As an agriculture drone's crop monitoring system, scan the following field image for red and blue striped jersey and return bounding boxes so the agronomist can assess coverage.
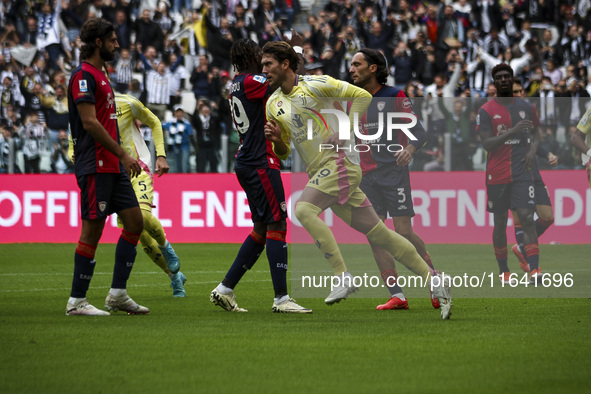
[477,97,540,185]
[358,85,427,174]
[68,61,122,175]
[230,73,280,170]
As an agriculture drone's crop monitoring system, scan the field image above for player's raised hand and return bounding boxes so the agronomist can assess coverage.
[155,156,170,177]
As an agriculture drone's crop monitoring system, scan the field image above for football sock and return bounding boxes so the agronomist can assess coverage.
[142,210,167,246]
[70,242,97,298]
[216,283,233,295]
[494,245,509,273]
[222,230,266,289]
[111,230,140,289]
[266,230,288,298]
[524,244,539,271]
[140,230,171,275]
[295,201,347,275]
[275,294,290,304]
[380,268,404,297]
[422,251,434,270]
[535,218,553,238]
[365,221,431,282]
[514,224,524,251]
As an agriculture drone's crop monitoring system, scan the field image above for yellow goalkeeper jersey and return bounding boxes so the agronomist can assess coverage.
[114,93,166,175]
[265,75,371,174]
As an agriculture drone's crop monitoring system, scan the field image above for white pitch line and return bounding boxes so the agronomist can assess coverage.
[0,279,273,293]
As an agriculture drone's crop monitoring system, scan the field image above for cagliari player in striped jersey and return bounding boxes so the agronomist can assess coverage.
[210,39,311,313]
[477,63,544,284]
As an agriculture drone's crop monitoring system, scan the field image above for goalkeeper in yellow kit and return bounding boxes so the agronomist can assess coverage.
[70,93,186,296]
[261,41,452,318]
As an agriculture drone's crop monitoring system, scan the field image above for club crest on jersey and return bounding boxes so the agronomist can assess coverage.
[277,101,283,107]
[377,101,385,111]
[79,80,88,92]
[280,202,287,212]
[98,201,107,212]
[402,98,411,109]
[519,111,526,119]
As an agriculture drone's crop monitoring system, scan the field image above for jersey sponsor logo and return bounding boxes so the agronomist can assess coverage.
[98,201,107,212]
[79,80,88,92]
[519,111,526,119]
[101,80,107,86]
[476,114,480,125]
[139,193,149,200]
[253,75,267,84]
[398,205,407,210]
[493,114,502,119]
[276,108,285,116]
[377,101,385,111]
[580,114,589,126]
[488,200,493,209]
[504,139,521,145]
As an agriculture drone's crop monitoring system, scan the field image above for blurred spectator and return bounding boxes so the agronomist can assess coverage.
[390,41,413,90]
[537,76,557,129]
[439,97,475,171]
[192,100,221,173]
[140,49,183,120]
[36,0,63,72]
[163,105,193,173]
[50,129,74,173]
[168,52,186,110]
[135,9,165,53]
[20,111,48,174]
[114,9,133,50]
[114,48,134,93]
[190,54,219,103]
[0,122,21,173]
[39,83,68,149]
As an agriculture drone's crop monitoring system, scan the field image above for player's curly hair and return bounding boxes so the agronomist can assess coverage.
[79,18,115,60]
[357,48,389,85]
[262,41,299,72]
[491,63,514,79]
[230,39,262,73]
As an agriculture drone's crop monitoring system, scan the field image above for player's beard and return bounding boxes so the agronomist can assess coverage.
[100,45,115,62]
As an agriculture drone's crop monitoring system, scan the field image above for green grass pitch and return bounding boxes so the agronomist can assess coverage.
[0,243,589,393]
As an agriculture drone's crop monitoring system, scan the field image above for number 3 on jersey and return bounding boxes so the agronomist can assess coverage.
[230,96,250,135]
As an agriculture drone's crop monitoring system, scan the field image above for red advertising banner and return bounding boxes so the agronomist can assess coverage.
[0,171,589,244]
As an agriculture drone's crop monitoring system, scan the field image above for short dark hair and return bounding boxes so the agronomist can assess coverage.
[356,48,389,85]
[79,18,115,60]
[491,63,513,79]
[262,41,299,72]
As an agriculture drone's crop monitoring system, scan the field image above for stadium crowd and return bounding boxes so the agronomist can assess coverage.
[0,0,590,174]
